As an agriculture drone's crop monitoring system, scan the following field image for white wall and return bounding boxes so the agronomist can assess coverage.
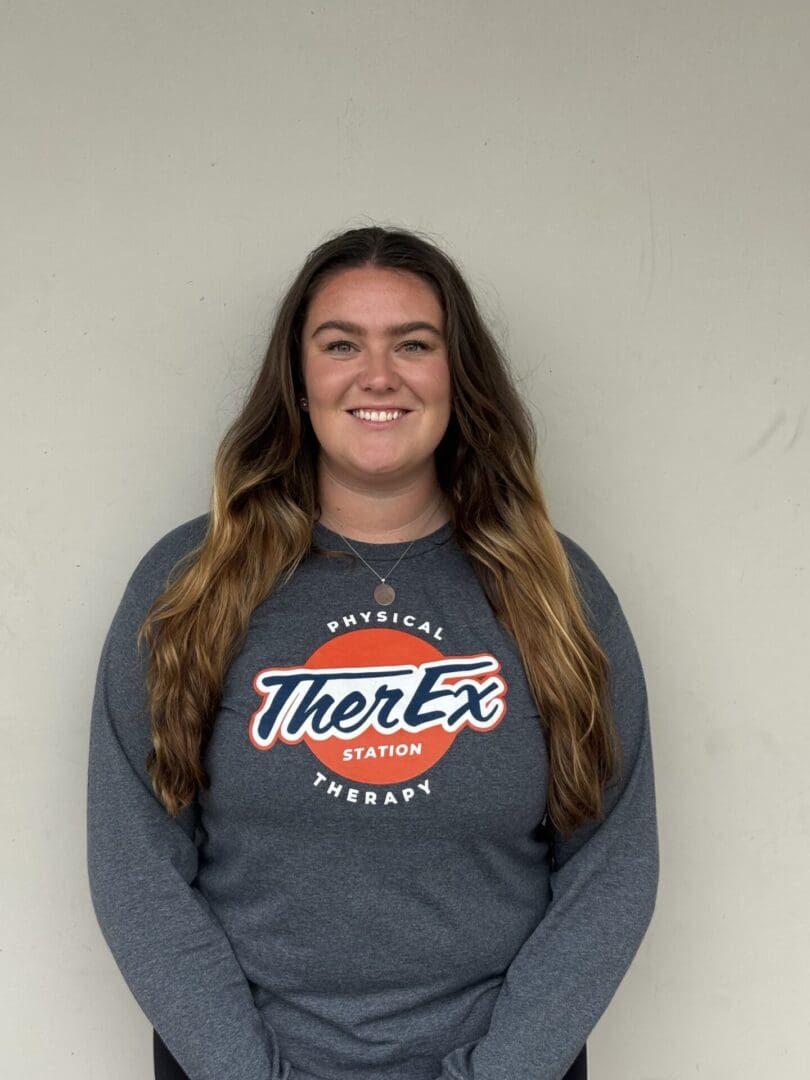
[2,2,808,1077]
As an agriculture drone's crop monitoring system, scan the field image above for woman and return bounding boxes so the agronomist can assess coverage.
[87,225,659,1080]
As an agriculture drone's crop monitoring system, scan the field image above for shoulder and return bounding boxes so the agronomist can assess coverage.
[555,530,622,631]
[555,530,645,681]
[123,512,211,609]
[97,512,212,677]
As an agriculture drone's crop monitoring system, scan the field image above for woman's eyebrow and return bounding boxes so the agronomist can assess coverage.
[311,319,443,338]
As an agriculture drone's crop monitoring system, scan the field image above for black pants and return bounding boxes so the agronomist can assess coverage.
[154,1031,188,1080]
[154,1029,587,1080]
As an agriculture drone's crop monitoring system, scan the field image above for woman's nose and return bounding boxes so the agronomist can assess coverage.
[359,347,401,388]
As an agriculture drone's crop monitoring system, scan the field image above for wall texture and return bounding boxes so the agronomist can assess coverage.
[2,2,808,1077]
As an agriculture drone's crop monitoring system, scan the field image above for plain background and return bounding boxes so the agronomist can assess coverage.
[2,2,808,1078]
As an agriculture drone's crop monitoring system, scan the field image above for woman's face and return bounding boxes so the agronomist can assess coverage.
[300,265,452,490]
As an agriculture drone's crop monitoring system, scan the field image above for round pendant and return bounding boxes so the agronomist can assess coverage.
[374,582,396,605]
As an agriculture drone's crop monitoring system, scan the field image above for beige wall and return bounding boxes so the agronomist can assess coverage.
[2,2,808,1077]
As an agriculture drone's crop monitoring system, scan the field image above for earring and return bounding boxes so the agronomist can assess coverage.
[300,397,309,408]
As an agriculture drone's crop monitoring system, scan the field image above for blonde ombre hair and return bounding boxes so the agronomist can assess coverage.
[138,224,620,838]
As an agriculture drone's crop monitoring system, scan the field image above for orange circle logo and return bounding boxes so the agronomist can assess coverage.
[250,628,507,785]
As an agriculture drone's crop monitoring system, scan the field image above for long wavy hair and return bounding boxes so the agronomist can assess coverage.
[138,223,620,838]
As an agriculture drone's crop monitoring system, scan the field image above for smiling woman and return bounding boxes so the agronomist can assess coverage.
[88,224,657,1080]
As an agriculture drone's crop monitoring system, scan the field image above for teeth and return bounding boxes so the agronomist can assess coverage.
[350,409,406,422]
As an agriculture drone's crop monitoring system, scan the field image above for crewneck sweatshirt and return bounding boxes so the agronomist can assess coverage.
[86,514,659,1080]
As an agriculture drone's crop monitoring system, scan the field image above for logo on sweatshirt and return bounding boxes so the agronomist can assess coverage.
[249,627,507,784]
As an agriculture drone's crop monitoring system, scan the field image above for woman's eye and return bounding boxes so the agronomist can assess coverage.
[325,339,430,354]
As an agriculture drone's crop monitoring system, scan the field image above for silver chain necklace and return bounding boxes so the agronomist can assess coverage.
[332,497,444,605]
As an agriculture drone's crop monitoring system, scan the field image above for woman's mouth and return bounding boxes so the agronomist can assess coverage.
[348,408,411,425]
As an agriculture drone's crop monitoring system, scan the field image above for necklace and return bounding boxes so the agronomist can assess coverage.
[332,497,444,605]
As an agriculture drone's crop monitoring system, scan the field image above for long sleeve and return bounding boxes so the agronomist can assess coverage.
[434,598,660,1080]
[86,560,292,1080]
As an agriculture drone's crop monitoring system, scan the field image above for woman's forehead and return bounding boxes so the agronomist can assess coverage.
[304,267,443,330]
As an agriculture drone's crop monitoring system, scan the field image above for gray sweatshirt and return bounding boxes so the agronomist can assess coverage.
[86,514,659,1080]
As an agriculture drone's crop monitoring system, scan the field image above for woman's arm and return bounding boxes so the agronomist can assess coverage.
[86,556,292,1080]
[434,597,660,1080]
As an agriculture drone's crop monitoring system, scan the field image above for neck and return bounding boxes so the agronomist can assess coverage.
[315,463,451,543]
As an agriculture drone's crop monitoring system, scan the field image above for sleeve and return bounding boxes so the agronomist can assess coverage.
[86,568,293,1080]
[434,598,660,1080]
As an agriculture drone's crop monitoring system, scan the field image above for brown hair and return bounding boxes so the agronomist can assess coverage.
[138,223,620,838]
